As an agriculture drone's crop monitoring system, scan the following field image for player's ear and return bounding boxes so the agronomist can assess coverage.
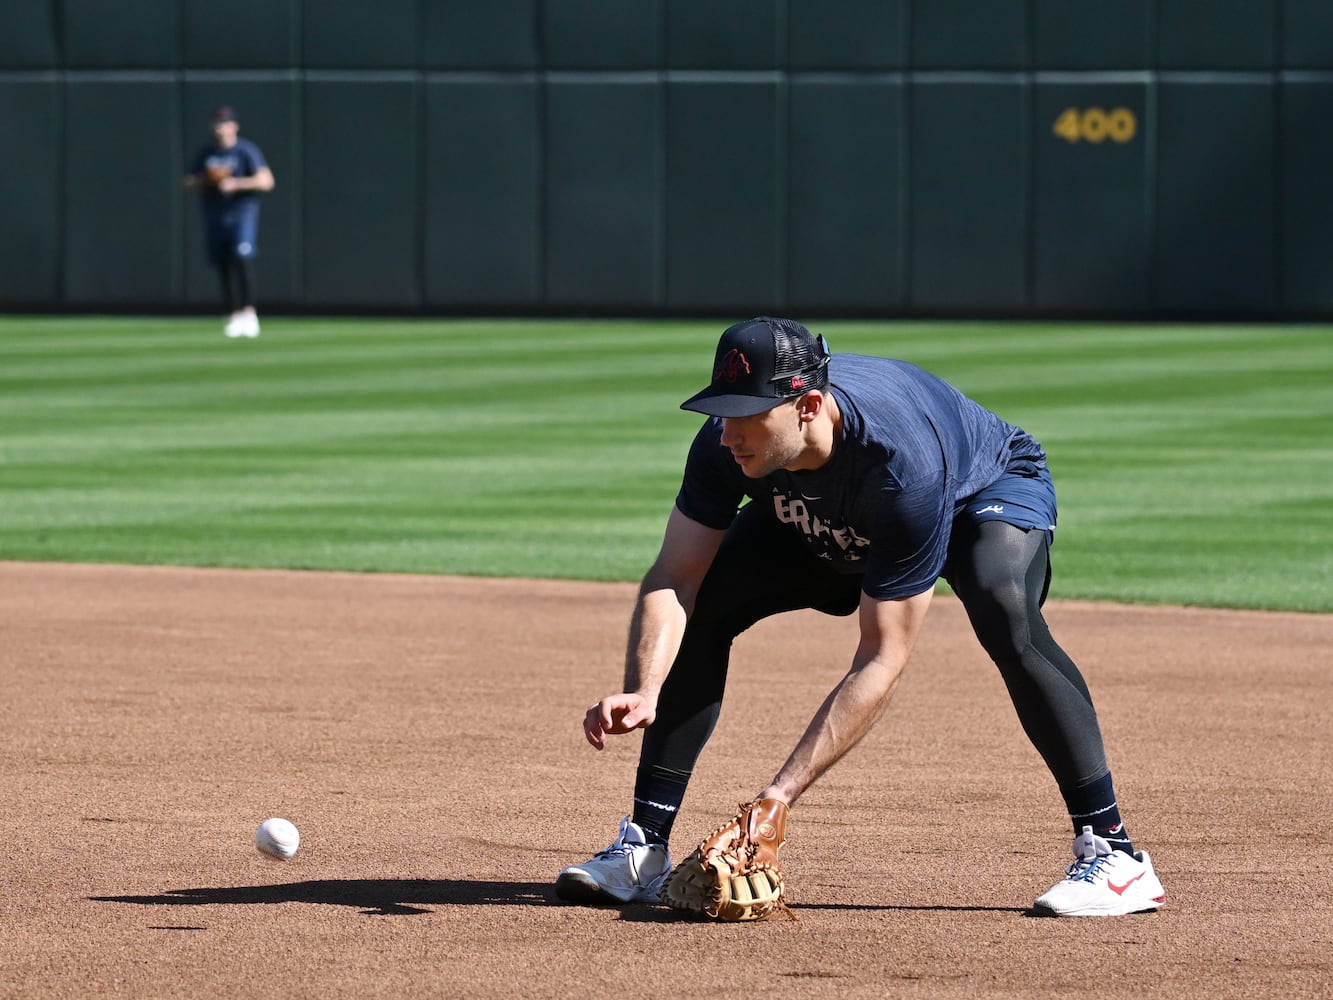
[795,390,823,423]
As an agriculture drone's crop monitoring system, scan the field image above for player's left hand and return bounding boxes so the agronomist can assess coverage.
[217,176,242,194]
[583,693,655,750]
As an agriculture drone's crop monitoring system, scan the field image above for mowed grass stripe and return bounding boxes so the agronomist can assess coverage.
[1,316,1328,610]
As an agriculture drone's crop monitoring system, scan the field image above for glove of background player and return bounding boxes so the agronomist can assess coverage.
[662,796,795,921]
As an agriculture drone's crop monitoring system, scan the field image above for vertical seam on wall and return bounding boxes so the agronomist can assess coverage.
[536,0,548,307]
[1024,0,1035,313]
[55,0,67,302]
[1147,0,1159,312]
[169,74,182,303]
[656,0,668,309]
[777,0,790,312]
[294,0,305,306]
[171,2,183,303]
[1142,75,1156,318]
[901,0,913,313]
[412,66,423,310]
[414,0,425,310]
[1273,1,1284,312]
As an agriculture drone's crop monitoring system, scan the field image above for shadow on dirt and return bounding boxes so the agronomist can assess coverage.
[617,901,1032,922]
[91,879,559,916]
[93,881,1038,919]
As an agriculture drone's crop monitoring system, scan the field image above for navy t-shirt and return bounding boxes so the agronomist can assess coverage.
[189,138,268,225]
[675,355,1050,600]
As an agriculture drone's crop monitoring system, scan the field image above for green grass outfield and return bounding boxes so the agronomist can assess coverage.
[1,315,1329,612]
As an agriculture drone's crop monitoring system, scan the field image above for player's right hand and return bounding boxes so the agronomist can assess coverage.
[583,693,656,750]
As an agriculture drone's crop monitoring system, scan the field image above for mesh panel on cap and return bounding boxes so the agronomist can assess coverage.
[763,317,829,389]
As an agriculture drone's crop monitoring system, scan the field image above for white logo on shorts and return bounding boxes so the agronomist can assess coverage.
[975,504,1004,514]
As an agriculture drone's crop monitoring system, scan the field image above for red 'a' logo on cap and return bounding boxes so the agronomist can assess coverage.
[714,349,751,384]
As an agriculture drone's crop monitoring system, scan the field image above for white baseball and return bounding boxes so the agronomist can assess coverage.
[255,817,300,860]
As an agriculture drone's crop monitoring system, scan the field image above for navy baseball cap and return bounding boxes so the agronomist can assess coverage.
[680,317,831,418]
[210,105,237,123]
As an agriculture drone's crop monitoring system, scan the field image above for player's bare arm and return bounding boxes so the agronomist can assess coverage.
[583,507,724,749]
[760,587,933,804]
[219,166,276,194]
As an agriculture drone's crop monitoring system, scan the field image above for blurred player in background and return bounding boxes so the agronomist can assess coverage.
[183,106,275,338]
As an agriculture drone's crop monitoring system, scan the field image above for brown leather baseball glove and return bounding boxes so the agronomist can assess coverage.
[662,797,796,921]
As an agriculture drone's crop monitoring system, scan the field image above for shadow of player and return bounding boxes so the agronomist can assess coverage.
[92,878,562,916]
[93,880,1041,919]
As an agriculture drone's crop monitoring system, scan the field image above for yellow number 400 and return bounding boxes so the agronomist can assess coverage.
[1053,106,1137,143]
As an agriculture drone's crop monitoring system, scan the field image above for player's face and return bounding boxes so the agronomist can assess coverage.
[212,121,239,148]
[718,399,805,478]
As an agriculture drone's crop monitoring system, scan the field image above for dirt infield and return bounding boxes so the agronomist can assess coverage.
[3,561,1330,999]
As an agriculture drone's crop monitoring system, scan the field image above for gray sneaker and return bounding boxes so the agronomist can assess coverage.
[556,817,672,904]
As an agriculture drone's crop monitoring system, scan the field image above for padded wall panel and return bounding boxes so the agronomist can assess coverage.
[0,0,59,68]
[423,79,540,306]
[303,80,419,306]
[665,80,781,310]
[543,1,660,69]
[303,0,418,69]
[1033,84,1149,312]
[1031,0,1151,70]
[788,0,907,70]
[63,0,178,69]
[1155,82,1276,311]
[423,0,539,69]
[0,81,60,300]
[910,82,1028,311]
[1282,0,1333,69]
[180,82,299,308]
[911,0,1026,69]
[1280,82,1333,311]
[63,81,179,304]
[666,1,779,69]
[544,80,662,308]
[788,79,904,310]
[182,0,297,68]
[1157,1,1276,70]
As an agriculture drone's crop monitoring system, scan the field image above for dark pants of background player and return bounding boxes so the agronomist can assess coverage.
[633,468,1110,844]
[205,206,259,314]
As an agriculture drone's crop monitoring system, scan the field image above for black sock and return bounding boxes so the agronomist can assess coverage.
[1063,772,1134,855]
[632,764,691,846]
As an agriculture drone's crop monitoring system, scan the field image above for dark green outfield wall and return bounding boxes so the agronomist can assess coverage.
[3,0,1332,317]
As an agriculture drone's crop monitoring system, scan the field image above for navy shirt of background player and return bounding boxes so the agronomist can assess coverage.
[189,137,268,262]
[675,354,1054,601]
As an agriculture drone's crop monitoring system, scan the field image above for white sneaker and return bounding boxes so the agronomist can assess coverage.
[1034,825,1166,917]
[239,309,260,337]
[555,817,672,905]
[224,312,246,338]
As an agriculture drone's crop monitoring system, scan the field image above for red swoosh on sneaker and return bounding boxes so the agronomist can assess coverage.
[1108,872,1145,895]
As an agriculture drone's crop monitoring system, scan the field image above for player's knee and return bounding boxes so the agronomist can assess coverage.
[964,575,1034,663]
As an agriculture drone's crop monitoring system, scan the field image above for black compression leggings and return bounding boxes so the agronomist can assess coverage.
[638,507,1109,803]
[945,518,1109,788]
[217,255,255,313]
